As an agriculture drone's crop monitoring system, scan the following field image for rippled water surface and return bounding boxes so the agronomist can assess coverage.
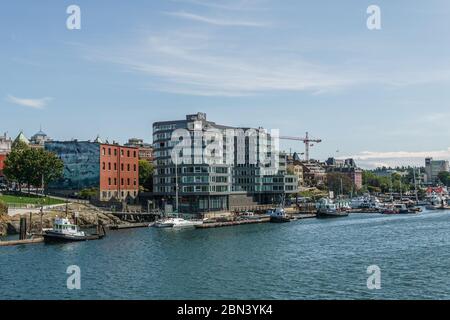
[1,210,449,299]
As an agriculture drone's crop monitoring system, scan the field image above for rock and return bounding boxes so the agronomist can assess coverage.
[4,203,125,236]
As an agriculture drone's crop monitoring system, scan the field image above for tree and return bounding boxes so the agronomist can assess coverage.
[4,145,64,192]
[438,171,450,187]
[327,172,353,196]
[139,160,154,191]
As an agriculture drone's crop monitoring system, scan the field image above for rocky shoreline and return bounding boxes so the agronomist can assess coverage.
[1,203,125,237]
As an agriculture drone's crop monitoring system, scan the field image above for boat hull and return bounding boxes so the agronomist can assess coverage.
[43,231,88,243]
[270,216,290,223]
[317,211,349,219]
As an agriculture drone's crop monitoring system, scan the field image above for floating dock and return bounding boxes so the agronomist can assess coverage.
[109,222,150,230]
[0,237,44,247]
[196,216,270,229]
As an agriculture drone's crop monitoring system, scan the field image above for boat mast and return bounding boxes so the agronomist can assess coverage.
[400,179,403,201]
[413,167,419,204]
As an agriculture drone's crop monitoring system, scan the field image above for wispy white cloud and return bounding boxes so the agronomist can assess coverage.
[6,95,52,109]
[80,31,355,96]
[164,11,268,27]
[170,0,269,11]
[340,149,450,169]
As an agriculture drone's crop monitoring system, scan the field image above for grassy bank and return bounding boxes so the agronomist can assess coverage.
[0,194,65,206]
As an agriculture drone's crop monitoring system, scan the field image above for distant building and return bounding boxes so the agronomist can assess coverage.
[425,158,450,185]
[13,131,30,147]
[125,138,154,163]
[287,162,304,190]
[0,133,12,181]
[325,157,363,190]
[301,161,327,187]
[29,129,51,148]
[45,141,139,202]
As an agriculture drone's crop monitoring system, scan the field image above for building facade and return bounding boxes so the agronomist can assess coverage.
[125,138,154,163]
[0,134,12,181]
[425,158,450,185]
[325,157,363,190]
[45,141,139,202]
[152,113,298,214]
[29,129,51,148]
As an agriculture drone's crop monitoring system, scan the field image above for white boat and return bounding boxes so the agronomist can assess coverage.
[350,195,382,210]
[426,194,447,210]
[241,211,260,220]
[43,217,87,242]
[267,207,290,223]
[316,198,349,218]
[154,217,202,228]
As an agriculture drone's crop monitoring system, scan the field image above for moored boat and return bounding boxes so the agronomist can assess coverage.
[268,208,290,223]
[43,217,93,243]
[316,198,349,218]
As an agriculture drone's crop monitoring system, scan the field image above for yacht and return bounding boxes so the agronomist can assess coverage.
[426,194,447,210]
[316,198,349,218]
[267,208,290,223]
[154,216,202,228]
[350,195,382,210]
[43,217,88,243]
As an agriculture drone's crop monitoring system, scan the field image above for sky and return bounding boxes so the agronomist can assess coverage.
[1,0,450,168]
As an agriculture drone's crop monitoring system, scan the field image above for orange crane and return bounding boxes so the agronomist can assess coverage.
[279,132,322,162]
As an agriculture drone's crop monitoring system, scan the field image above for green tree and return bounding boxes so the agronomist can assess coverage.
[4,145,63,192]
[139,160,154,191]
[438,171,450,187]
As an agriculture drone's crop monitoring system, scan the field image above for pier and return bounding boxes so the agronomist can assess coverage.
[0,237,44,247]
[196,216,270,229]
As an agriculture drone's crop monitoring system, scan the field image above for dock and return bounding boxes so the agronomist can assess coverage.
[109,222,149,230]
[0,237,44,247]
[196,216,270,229]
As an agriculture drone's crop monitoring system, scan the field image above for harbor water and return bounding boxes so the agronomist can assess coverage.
[1,209,449,300]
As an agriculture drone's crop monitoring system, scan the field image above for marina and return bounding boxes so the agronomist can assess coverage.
[1,208,449,300]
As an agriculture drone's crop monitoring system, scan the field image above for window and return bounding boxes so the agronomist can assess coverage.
[121,163,124,171]
[114,163,117,170]
[108,178,111,186]
[121,178,124,185]
[127,164,130,171]
[114,149,117,156]
[108,148,111,155]
[108,162,111,170]
[133,151,137,158]
[127,178,130,185]
[102,162,106,170]
[114,178,117,185]
[127,150,130,157]
[134,179,137,186]
[102,148,106,155]
[134,164,137,171]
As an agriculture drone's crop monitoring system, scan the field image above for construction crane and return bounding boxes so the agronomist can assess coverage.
[280,132,322,162]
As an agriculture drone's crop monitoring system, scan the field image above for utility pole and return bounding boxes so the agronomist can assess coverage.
[413,167,419,203]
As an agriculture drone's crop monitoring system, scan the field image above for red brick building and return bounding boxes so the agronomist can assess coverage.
[99,143,139,202]
[0,154,6,173]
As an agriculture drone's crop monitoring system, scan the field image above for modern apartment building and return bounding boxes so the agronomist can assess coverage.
[425,158,450,184]
[152,113,298,214]
[45,141,139,202]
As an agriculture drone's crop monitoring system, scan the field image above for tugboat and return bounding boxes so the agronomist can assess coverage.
[43,217,89,243]
[316,198,349,218]
[267,207,290,223]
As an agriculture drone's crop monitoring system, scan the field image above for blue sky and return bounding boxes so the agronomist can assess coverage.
[1,0,450,168]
